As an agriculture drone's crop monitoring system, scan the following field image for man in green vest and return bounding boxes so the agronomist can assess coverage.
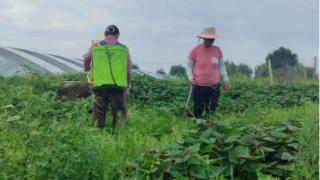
[83,25,132,129]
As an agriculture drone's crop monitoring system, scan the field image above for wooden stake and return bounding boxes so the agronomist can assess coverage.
[268,59,273,85]
[303,68,307,80]
[314,56,318,75]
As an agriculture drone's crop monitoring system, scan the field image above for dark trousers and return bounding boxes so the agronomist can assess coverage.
[192,84,220,118]
[92,87,125,129]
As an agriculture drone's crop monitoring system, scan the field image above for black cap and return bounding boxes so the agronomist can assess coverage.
[105,25,120,35]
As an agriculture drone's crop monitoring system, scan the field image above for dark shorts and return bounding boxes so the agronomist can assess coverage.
[92,87,125,128]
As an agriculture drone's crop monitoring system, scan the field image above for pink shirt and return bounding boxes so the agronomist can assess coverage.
[188,44,223,86]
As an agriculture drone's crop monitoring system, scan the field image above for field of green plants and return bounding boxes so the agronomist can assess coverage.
[0,72,318,180]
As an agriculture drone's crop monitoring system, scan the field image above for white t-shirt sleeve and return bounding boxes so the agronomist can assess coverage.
[186,60,194,81]
[220,58,229,81]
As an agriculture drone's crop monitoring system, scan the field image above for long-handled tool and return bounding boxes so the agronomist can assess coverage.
[183,86,193,117]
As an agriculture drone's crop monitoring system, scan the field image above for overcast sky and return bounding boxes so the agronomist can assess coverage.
[0,0,318,72]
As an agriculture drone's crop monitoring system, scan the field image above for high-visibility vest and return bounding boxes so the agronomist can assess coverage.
[91,44,128,88]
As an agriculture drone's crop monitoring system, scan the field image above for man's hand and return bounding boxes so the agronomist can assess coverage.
[124,89,130,96]
[224,80,231,90]
[91,40,98,48]
[124,85,131,96]
[91,42,98,48]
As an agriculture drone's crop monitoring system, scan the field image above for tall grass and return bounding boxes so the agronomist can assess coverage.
[0,72,318,179]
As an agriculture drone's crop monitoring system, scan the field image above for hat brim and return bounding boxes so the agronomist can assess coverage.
[197,34,222,39]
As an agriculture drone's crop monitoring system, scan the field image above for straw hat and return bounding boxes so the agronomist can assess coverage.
[197,27,222,39]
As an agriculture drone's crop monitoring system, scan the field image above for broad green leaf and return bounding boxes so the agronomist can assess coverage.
[228,146,250,164]
[195,119,208,126]
[250,155,264,160]
[246,163,266,172]
[6,115,21,122]
[287,143,299,150]
[184,136,199,144]
[200,136,215,144]
[274,127,286,132]
[164,149,183,156]
[263,167,285,177]
[190,165,207,179]
[207,166,227,178]
[275,165,291,171]
[175,154,191,163]
[190,156,203,165]
[259,146,276,153]
[208,157,224,165]
[270,131,287,139]
[162,143,181,150]
[286,137,296,143]
[158,159,172,172]
[266,161,279,167]
[224,134,241,143]
[169,169,185,178]
[199,144,214,154]
[30,130,40,136]
[257,173,280,180]
[183,129,198,134]
[280,152,296,161]
[1,104,14,109]
[263,136,277,143]
[286,124,299,132]
[201,128,215,137]
[185,144,200,152]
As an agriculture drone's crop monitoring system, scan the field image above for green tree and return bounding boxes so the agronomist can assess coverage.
[238,63,253,77]
[169,65,187,77]
[225,61,252,77]
[225,61,237,76]
[132,64,139,70]
[266,47,298,69]
[156,68,166,75]
[254,64,268,78]
[265,47,300,83]
[304,66,316,80]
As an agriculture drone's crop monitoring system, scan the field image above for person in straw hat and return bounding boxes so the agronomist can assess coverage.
[186,26,230,118]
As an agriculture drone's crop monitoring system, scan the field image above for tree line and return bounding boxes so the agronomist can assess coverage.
[133,47,318,81]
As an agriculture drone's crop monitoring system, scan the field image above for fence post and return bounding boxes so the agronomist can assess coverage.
[268,59,273,85]
[303,67,307,80]
[314,56,318,75]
